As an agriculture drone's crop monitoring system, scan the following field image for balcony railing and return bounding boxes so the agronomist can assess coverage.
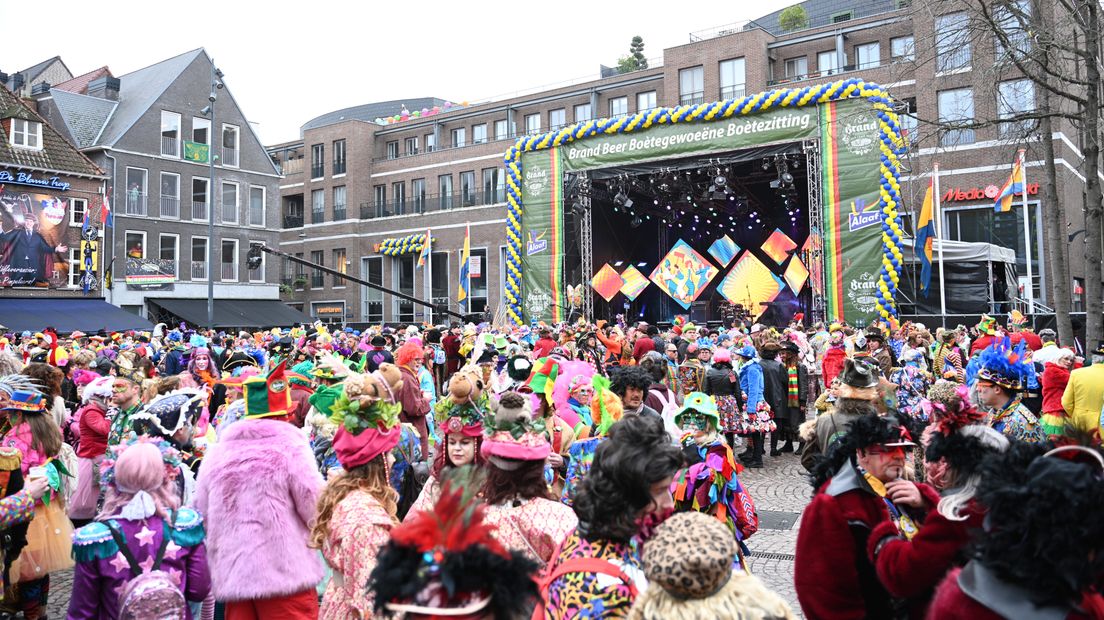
[192,200,208,221]
[311,208,325,224]
[161,137,179,157]
[372,134,517,163]
[248,266,264,282]
[123,191,147,216]
[359,189,506,219]
[311,272,324,288]
[678,91,705,106]
[222,147,239,168]
[767,60,890,86]
[221,262,238,281]
[720,84,746,100]
[283,214,304,228]
[333,204,347,221]
[310,164,324,179]
[280,158,304,175]
[191,261,207,280]
[160,195,179,219]
[333,160,346,175]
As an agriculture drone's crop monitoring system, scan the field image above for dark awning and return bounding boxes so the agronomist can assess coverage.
[149,298,312,329]
[0,298,155,334]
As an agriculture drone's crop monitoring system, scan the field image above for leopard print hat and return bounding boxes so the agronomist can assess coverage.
[641,511,737,599]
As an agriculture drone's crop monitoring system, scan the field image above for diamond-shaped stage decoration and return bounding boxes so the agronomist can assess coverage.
[649,239,718,310]
[783,256,810,294]
[619,265,649,300]
[802,233,823,296]
[717,253,785,319]
[708,235,741,268]
[591,263,625,302]
[762,228,799,265]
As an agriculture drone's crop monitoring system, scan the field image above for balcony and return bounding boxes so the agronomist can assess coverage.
[310,164,324,179]
[372,134,518,163]
[222,147,239,168]
[311,208,325,224]
[359,189,506,219]
[192,200,208,221]
[333,160,346,175]
[123,191,147,216]
[720,84,746,100]
[191,261,207,280]
[160,194,179,219]
[161,137,179,157]
[333,204,347,221]
[679,91,705,106]
[283,214,304,228]
[311,272,324,289]
[280,158,304,175]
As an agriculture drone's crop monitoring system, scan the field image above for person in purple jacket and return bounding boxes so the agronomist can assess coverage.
[67,440,210,619]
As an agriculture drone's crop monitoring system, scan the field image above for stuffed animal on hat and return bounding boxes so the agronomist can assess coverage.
[446,366,484,404]
[342,362,403,410]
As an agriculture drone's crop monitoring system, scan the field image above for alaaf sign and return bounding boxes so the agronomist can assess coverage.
[942,183,1039,203]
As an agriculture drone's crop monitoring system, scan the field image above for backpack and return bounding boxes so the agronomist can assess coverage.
[430,343,446,366]
[530,540,639,620]
[106,514,187,620]
[649,389,684,444]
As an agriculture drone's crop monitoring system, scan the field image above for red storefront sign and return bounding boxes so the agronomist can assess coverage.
[941,183,1039,203]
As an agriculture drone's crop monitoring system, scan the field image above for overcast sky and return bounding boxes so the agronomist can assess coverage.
[3,0,798,145]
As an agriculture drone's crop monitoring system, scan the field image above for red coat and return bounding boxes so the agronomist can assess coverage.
[533,337,557,359]
[632,337,655,361]
[970,334,998,356]
[289,383,314,428]
[1041,362,1072,414]
[75,401,109,458]
[821,346,847,387]
[442,334,462,375]
[928,566,1100,620]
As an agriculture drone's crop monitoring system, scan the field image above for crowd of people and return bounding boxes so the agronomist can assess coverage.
[0,312,1097,619]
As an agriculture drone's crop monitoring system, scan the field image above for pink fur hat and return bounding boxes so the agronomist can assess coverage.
[481,392,549,466]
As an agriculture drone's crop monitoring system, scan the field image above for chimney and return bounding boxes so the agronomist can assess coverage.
[10,72,25,92]
[0,72,8,85]
[87,76,120,101]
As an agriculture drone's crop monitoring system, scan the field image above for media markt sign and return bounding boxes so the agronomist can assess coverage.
[184,141,209,163]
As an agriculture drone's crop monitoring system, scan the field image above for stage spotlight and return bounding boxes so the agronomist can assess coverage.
[613,189,633,210]
[761,159,772,171]
[781,171,794,185]
[630,215,643,228]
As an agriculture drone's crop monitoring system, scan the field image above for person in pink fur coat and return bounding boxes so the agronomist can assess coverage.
[194,362,324,620]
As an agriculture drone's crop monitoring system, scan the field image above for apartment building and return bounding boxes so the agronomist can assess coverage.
[272,0,1095,325]
[33,49,307,328]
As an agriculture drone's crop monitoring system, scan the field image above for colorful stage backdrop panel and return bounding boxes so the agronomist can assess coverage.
[649,239,718,310]
[519,148,564,323]
[590,263,624,302]
[619,265,649,300]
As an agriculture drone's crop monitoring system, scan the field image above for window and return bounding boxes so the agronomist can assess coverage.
[574,103,592,122]
[192,117,210,145]
[311,143,324,178]
[332,248,346,287]
[899,97,919,144]
[997,79,1037,138]
[310,250,324,288]
[221,124,239,167]
[404,136,419,156]
[191,178,208,221]
[451,127,466,148]
[161,111,181,157]
[936,13,971,72]
[68,198,88,227]
[679,67,704,105]
[831,10,854,23]
[549,109,566,130]
[938,88,975,146]
[439,174,453,210]
[393,255,416,322]
[124,168,148,216]
[374,185,387,217]
[333,139,346,175]
[159,234,178,279]
[719,58,746,99]
[636,92,656,113]
[469,247,488,313]
[525,114,541,135]
[67,246,83,287]
[363,257,384,322]
[494,119,510,140]
[430,251,450,318]
[191,237,208,281]
[995,1,1031,63]
[221,181,238,224]
[125,231,146,260]
[294,252,305,288]
[460,171,475,207]
[784,56,808,79]
[891,36,915,61]
[11,119,43,149]
[281,256,293,287]
[412,178,426,213]
[425,133,436,152]
[311,188,325,223]
[386,141,399,159]
[333,186,347,220]
[248,185,265,227]
[473,124,488,144]
[483,168,500,204]
[944,204,1041,300]
[248,240,264,282]
[856,43,881,69]
[160,172,179,219]
[818,51,839,76]
[392,182,405,215]
[609,97,628,117]
[221,239,238,281]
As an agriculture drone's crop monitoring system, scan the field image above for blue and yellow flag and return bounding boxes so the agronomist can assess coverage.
[915,178,936,297]
[994,155,1024,213]
[458,224,470,312]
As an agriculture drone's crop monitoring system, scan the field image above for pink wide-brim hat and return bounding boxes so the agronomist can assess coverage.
[333,425,402,469]
[480,430,550,462]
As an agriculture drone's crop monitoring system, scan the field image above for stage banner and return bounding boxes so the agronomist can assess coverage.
[820,99,885,323]
[520,147,564,323]
[561,107,819,172]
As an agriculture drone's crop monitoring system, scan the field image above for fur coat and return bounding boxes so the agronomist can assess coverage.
[194,418,324,601]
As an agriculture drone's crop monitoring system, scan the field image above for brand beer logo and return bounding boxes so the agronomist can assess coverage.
[525,168,548,194]
[841,114,877,157]
[525,291,552,316]
[847,198,880,232]
[526,230,548,256]
[847,271,879,313]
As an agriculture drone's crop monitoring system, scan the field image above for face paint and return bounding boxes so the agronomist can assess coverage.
[679,411,711,432]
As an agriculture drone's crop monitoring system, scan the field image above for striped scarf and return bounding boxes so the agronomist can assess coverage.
[787,364,799,407]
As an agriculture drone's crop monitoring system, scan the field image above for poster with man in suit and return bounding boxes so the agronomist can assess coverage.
[0,189,69,287]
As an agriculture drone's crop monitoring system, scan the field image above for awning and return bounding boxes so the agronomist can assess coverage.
[149,298,312,329]
[0,298,155,334]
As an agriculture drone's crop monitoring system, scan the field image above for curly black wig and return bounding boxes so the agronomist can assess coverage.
[572,414,684,543]
[971,442,1104,606]
[809,414,903,490]
[608,365,654,397]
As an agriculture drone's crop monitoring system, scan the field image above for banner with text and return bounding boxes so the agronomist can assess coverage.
[520,148,564,323]
[561,107,820,172]
[820,99,886,323]
[0,186,72,287]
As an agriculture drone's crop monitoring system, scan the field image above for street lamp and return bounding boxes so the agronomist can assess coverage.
[203,64,224,330]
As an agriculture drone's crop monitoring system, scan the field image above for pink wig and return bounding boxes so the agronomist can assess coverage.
[394,342,424,368]
[551,360,595,429]
[97,442,180,521]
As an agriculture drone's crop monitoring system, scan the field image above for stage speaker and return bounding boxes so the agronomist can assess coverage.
[690,301,709,323]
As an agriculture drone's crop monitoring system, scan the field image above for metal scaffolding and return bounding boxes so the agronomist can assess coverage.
[804,139,827,324]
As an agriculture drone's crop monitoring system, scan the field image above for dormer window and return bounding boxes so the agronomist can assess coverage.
[10,118,41,149]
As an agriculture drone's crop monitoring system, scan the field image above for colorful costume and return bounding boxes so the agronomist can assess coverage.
[542,530,645,619]
[975,338,1045,443]
[319,491,393,620]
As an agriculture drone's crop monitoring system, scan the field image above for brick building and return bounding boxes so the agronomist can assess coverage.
[271,0,1097,325]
